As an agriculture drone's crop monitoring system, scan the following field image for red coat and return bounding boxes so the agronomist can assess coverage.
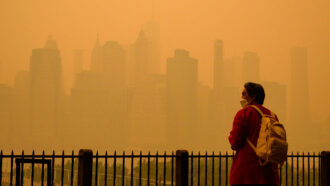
[228,103,280,185]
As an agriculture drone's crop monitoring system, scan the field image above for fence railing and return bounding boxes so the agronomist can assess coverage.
[0,150,329,186]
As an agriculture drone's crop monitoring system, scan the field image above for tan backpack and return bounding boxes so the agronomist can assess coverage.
[247,105,288,166]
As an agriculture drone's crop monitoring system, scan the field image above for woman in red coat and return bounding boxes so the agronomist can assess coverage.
[228,82,280,186]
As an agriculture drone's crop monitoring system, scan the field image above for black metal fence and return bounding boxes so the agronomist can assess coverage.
[0,150,329,186]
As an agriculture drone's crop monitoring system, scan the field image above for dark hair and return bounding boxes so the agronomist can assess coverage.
[244,82,265,105]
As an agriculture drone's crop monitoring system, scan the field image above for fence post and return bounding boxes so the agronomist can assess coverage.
[176,150,188,186]
[321,151,330,186]
[78,149,93,186]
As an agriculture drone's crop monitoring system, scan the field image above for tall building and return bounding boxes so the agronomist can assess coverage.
[290,47,310,140]
[166,49,198,149]
[133,30,152,84]
[74,49,83,75]
[0,84,13,147]
[143,20,161,75]
[262,81,287,123]
[242,52,260,83]
[213,40,224,92]
[29,36,62,142]
[90,34,102,73]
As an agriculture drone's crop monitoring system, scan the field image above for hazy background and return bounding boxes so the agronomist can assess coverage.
[0,0,329,153]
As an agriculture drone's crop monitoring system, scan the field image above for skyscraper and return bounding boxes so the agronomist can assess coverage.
[134,30,152,84]
[290,47,310,139]
[30,36,62,142]
[143,20,161,75]
[73,49,83,75]
[242,52,260,83]
[90,34,102,73]
[166,49,198,149]
[213,40,224,92]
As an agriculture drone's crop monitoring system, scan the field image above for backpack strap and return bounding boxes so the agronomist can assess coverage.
[248,105,264,117]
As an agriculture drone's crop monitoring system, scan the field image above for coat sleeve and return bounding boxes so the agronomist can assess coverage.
[228,109,248,150]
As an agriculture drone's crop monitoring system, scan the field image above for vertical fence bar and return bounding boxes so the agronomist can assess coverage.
[308,152,310,186]
[292,152,294,186]
[16,155,20,186]
[225,152,228,186]
[31,151,34,186]
[95,151,99,186]
[10,150,13,186]
[21,151,25,186]
[321,151,330,186]
[219,152,221,186]
[61,151,64,186]
[212,152,214,186]
[78,149,93,186]
[156,152,159,186]
[164,152,166,186]
[113,151,116,186]
[71,151,74,186]
[0,150,2,186]
[52,151,55,186]
[205,152,207,186]
[286,156,288,186]
[122,152,125,186]
[297,152,299,186]
[313,152,315,186]
[197,152,200,186]
[303,152,305,186]
[171,152,174,186]
[175,150,188,186]
[131,151,133,186]
[139,151,141,186]
[318,152,320,186]
[147,152,150,186]
[105,151,108,186]
[190,152,193,186]
[42,151,45,186]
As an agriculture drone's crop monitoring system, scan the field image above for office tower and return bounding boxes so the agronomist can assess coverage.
[101,41,126,90]
[213,40,224,92]
[262,81,287,123]
[12,71,30,146]
[90,34,102,73]
[166,49,198,149]
[133,30,152,84]
[143,20,161,75]
[290,47,310,136]
[242,52,260,83]
[30,36,62,141]
[70,71,109,145]
[0,84,13,146]
[74,49,83,75]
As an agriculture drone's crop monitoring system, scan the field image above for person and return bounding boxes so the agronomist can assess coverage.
[228,82,280,186]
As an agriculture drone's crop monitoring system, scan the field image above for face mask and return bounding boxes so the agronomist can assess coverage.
[240,99,249,108]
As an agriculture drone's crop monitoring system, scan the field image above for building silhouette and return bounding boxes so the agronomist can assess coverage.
[133,30,152,84]
[262,81,287,123]
[0,84,13,147]
[290,47,310,141]
[90,34,102,74]
[74,49,83,75]
[166,49,198,149]
[29,36,62,142]
[242,52,260,83]
[143,20,161,75]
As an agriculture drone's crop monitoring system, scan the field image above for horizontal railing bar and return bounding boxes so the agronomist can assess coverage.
[0,153,323,158]
[1,155,80,158]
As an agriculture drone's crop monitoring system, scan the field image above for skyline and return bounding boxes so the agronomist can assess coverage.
[0,0,329,152]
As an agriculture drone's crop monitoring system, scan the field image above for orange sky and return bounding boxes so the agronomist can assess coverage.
[0,0,329,118]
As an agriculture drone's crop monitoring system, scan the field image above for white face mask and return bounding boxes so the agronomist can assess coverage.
[240,99,249,108]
